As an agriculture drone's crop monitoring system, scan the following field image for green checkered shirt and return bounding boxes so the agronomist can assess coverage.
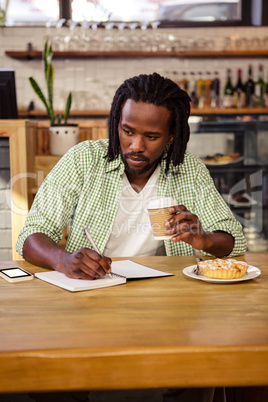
[16,139,247,257]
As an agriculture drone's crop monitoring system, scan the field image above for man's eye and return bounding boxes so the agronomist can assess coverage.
[147,135,157,141]
[123,129,132,135]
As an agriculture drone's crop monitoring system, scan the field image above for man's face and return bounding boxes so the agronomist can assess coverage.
[119,99,173,176]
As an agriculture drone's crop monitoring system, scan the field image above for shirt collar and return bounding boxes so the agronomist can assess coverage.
[159,145,186,178]
[105,154,125,174]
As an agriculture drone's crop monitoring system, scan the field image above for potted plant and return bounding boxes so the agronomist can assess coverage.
[29,40,79,155]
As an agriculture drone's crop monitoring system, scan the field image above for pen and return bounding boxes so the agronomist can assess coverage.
[82,225,113,278]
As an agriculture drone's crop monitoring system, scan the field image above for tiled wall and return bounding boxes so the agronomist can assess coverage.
[1,25,268,112]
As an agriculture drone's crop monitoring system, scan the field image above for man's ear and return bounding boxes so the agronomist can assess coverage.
[168,135,174,144]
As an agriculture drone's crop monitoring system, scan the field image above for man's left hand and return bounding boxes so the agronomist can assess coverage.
[165,204,207,250]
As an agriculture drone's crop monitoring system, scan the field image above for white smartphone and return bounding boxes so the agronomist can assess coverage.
[0,267,34,283]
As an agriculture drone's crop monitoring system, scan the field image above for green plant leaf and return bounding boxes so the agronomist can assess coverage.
[43,40,53,69]
[64,93,72,124]
[47,43,53,64]
[29,40,71,125]
[46,64,54,123]
[43,40,54,123]
[43,42,50,92]
[29,77,54,123]
[43,40,48,75]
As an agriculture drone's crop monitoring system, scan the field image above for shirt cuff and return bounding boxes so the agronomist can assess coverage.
[16,227,63,257]
[200,224,247,258]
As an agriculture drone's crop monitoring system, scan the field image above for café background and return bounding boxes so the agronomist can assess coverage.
[0,23,268,259]
[1,25,268,112]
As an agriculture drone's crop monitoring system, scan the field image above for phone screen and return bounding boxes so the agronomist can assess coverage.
[0,268,32,278]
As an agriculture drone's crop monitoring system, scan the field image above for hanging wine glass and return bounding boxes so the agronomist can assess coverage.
[127,22,139,51]
[79,20,91,51]
[65,21,79,51]
[90,21,101,51]
[51,18,66,51]
[116,22,128,51]
[150,20,161,52]
[139,21,150,52]
[103,21,115,51]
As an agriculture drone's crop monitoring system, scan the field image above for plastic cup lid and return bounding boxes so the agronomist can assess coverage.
[147,197,177,209]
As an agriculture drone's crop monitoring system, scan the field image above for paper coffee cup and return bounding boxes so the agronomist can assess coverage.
[147,197,177,240]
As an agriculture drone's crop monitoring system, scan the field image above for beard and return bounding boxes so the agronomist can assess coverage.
[121,151,161,176]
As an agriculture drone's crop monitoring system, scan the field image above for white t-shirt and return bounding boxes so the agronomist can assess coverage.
[103,165,165,257]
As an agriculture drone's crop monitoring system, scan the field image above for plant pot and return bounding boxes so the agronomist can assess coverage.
[49,124,79,156]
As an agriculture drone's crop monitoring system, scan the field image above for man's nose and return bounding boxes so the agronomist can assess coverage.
[130,135,145,153]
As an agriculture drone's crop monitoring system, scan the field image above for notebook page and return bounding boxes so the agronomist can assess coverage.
[112,260,173,279]
[35,270,126,292]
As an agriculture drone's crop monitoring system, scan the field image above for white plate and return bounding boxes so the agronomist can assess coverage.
[222,193,258,207]
[203,156,244,166]
[183,265,261,284]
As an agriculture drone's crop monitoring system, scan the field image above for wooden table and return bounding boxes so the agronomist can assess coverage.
[0,254,268,393]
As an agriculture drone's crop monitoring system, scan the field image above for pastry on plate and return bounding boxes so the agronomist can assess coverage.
[196,258,248,279]
[204,152,240,164]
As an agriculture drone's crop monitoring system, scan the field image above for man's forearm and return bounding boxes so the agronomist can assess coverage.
[22,233,69,270]
[23,232,112,279]
[202,231,234,257]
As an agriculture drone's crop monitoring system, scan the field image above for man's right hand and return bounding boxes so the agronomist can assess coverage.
[22,233,112,280]
[59,248,112,280]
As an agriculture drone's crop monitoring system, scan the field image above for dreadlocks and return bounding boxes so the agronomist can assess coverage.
[107,72,191,172]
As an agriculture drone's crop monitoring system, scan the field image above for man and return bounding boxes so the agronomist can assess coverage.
[17,73,247,402]
[17,72,246,279]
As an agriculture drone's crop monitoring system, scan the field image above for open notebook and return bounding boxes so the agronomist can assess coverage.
[35,260,173,292]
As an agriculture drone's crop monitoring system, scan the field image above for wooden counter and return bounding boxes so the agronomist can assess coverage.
[0,254,267,393]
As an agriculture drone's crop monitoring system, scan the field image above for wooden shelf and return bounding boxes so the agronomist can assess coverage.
[191,107,268,115]
[18,107,268,119]
[19,109,110,117]
[6,49,268,60]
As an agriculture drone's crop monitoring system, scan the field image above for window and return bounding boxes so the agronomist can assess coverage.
[0,0,265,26]
[71,0,242,24]
[157,3,239,22]
[1,0,59,26]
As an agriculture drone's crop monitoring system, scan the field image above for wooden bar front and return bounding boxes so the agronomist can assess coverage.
[0,254,267,393]
[0,119,108,259]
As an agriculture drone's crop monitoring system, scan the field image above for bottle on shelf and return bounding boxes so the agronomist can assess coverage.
[203,71,213,108]
[179,71,189,92]
[255,64,266,107]
[223,68,234,108]
[244,65,255,107]
[265,68,268,107]
[234,68,245,108]
[172,71,180,85]
[196,72,205,108]
[188,71,198,108]
[210,71,220,108]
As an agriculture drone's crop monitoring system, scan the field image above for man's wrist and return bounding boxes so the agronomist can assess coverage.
[202,231,214,252]
[52,249,71,272]
[202,231,234,257]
